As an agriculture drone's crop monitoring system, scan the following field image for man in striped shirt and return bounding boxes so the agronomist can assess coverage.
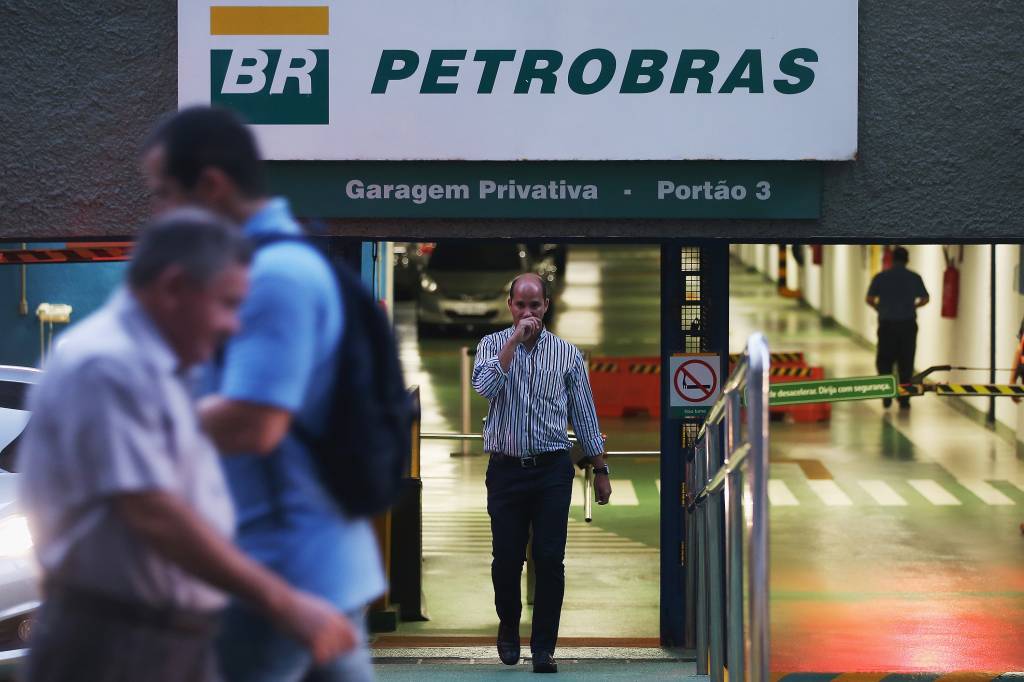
[473,273,611,674]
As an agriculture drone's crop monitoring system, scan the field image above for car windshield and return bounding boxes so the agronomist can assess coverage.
[0,381,31,473]
[428,244,522,272]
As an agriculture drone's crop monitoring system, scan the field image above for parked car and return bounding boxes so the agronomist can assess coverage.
[0,366,42,659]
[417,242,531,336]
[392,242,434,300]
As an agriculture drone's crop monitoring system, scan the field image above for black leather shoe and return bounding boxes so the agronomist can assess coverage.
[532,651,558,673]
[497,622,520,665]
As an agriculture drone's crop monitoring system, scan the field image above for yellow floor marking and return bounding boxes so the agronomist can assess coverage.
[610,480,640,506]
[909,479,962,506]
[772,457,833,480]
[958,479,1015,506]
[768,480,800,506]
[807,480,854,506]
[858,480,907,506]
[572,477,585,507]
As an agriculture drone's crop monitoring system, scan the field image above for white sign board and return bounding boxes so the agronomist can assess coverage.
[670,354,722,417]
[178,0,858,161]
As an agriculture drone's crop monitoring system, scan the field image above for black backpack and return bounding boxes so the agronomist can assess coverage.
[252,234,412,517]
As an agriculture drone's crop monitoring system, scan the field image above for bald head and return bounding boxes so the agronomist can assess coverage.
[507,272,550,330]
[509,272,548,301]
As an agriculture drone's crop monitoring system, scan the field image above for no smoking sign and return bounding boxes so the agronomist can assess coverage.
[669,353,722,418]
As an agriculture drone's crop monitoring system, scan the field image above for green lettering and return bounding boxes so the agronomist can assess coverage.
[473,50,516,94]
[670,50,719,93]
[420,50,466,94]
[371,50,419,94]
[620,50,668,94]
[514,50,563,94]
[774,48,817,94]
[719,49,764,93]
[567,49,616,95]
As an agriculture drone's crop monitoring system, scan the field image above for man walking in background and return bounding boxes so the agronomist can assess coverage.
[866,246,930,409]
[473,273,612,674]
[19,210,355,682]
[142,106,384,681]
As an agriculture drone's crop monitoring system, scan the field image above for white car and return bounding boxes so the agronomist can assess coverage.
[0,366,43,670]
[416,242,532,336]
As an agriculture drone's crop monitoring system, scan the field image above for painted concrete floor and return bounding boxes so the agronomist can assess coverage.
[731,264,1024,673]
[375,659,697,681]
[389,247,1024,673]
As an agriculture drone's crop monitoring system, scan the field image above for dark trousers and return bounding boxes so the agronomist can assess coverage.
[876,319,918,402]
[486,452,574,655]
[25,584,220,682]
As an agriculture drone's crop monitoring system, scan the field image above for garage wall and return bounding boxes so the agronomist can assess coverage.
[0,257,126,367]
[2,1,1024,241]
[733,243,1024,439]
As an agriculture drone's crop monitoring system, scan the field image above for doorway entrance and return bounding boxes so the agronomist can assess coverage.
[380,240,663,644]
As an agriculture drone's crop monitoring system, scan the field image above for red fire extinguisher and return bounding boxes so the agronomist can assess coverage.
[882,245,894,270]
[811,244,823,265]
[941,245,962,319]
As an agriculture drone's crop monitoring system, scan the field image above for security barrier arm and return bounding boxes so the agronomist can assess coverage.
[903,365,1022,397]
[909,365,1014,384]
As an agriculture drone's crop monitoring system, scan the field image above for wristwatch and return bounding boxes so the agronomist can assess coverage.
[592,465,610,476]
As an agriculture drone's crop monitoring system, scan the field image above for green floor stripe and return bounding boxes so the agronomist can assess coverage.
[776,673,841,682]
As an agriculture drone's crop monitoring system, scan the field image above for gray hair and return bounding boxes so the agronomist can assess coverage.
[128,208,251,289]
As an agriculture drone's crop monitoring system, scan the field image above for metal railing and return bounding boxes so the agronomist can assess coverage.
[689,333,770,682]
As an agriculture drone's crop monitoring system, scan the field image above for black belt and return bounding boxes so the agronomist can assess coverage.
[488,450,568,468]
[43,581,220,635]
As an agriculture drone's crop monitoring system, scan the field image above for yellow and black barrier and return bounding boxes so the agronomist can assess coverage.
[589,362,619,373]
[769,374,1024,407]
[929,383,1024,397]
[770,366,816,379]
[0,243,133,265]
[729,351,805,365]
[900,383,1024,397]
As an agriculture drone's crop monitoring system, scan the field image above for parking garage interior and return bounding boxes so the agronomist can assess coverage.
[0,240,1022,673]
[387,241,663,643]
[374,240,1024,670]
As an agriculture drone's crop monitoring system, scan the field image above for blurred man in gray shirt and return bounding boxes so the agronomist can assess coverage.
[19,209,356,682]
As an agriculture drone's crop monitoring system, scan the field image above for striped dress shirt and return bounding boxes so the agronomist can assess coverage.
[472,327,604,458]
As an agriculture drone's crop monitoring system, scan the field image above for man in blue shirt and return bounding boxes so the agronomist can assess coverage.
[142,107,384,682]
[866,247,930,409]
[473,273,612,674]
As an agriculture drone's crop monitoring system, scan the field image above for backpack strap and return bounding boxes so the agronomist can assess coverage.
[247,232,332,520]
[248,232,328,447]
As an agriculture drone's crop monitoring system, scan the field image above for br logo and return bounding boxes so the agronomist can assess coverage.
[209,7,329,124]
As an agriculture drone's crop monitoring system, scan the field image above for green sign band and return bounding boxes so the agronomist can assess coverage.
[267,161,821,219]
[769,375,897,406]
[670,406,713,419]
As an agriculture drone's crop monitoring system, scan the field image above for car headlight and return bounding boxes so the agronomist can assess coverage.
[0,516,33,558]
[420,274,439,293]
